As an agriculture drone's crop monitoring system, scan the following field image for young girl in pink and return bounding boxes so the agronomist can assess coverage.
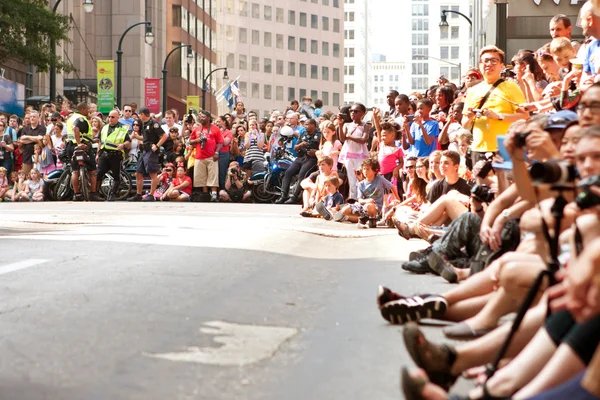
[316,123,342,171]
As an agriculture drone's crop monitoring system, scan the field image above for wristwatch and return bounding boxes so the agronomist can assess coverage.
[502,209,510,220]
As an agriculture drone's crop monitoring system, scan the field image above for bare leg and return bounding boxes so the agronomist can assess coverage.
[443,263,497,305]
[445,293,493,322]
[149,172,159,194]
[455,287,520,331]
[135,173,143,195]
[418,197,467,225]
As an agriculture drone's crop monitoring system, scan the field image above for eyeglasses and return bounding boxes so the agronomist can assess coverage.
[349,109,362,113]
[124,109,132,112]
[165,169,173,172]
[406,165,416,169]
[577,102,600,112]
[51,119,57,122]
[132,124,140,127]
[108,116,117,119]
[480,58,501,65]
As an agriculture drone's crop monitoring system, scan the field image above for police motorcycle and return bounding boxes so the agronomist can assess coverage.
[248,126,297,203]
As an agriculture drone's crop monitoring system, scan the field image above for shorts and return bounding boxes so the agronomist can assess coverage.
[66,143,96,171]
[308,170,319,183]
[194,158,219,187]
[136,150,160,175]
[178,190,190,199]
[349,203,381,221]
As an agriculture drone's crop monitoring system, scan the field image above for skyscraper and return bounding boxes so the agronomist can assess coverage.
[343,0,372,106]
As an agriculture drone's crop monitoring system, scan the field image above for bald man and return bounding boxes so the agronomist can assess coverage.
[96,110,131,201]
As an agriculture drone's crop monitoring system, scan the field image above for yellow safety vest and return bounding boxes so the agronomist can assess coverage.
[66,112,92,143]
[100,124,128,154]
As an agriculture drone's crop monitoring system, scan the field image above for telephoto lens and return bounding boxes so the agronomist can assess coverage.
[529,161,577,187]
[576,175,600,210]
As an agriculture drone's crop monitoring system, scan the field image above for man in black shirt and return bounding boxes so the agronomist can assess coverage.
[18,111,45,175]
[128,107,167,202]
[427,150,472,204]
[276,118,321,204]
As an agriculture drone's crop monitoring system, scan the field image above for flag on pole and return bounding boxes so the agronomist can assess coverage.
[230,80,243,103]
[222,84,233,109]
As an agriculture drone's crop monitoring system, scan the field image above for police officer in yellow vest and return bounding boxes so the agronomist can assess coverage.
[66,102,100,201]
[96,109,131,201]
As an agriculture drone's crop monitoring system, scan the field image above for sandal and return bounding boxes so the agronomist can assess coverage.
[401,367,429,400]
[393,219,413,240]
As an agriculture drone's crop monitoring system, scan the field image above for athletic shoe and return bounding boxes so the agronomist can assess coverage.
[380,294,448,325]
[300,211,313,218]
[357,221,368,229]
[377,286,403,309]
[401,259,431,274]
[127,194,143,202]
[142,194,155,202]
[427,251,458,283]
[89,192,102,202]
[73,193,84,202]
[333,210,348,222]
[210,192,218,202]
[408,247,431,261]
[315,202,333,221]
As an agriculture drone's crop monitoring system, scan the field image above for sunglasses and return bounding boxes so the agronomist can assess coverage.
[170,129,179,133]
[349,109,361,113]
[133,124,140,127]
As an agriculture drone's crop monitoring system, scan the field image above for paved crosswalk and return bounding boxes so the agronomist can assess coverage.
[0,259,48,276]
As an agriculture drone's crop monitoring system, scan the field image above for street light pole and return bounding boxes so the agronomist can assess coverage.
[440,10,473,27]
[49,0,94,104]
[495,0,509,53]
[414,54,461,85]
[116,21,153,109]
[162,44,193,114]
[202,67,228,112]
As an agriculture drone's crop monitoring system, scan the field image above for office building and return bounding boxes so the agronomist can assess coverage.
[215,0,345,118]
[343,0,372,105]
[370,61,410,108]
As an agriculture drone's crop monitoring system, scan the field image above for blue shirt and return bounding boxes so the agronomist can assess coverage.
[119,117,135,129]
[584,38,600,76]
[294,125,307,137]
[357,175,393,209]
[409,119,439,157]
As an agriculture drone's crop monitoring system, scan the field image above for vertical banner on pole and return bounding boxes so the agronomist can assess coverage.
[145,78,161,114]
[187,96,200,113]
[97,60,115,114]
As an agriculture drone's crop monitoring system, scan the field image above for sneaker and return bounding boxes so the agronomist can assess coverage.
[106,192,116,202]
[368,219,377,229]
[401,259,432,274]
[357,221,368,229]
[275,196,287,204]
[73,193,84,202]
[142,194,156,202]
[315,202,333,221]
[127,193,143,202]
[284,196,298,204]
[377,286,404,309]
[300,211,313,218]
[427,251,458,283]
[380,294,448,325]
[210,192,218,202]
[333,210,348,222]
[89,192,102,202]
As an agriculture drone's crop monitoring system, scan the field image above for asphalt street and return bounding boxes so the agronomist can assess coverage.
[0,203,469,400]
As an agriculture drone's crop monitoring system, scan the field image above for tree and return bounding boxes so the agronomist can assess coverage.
[0,0,73,73]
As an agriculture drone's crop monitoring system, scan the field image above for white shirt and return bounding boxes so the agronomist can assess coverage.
[161,123,182,137]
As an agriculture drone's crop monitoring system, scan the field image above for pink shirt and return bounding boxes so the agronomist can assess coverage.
[378,145,404,175]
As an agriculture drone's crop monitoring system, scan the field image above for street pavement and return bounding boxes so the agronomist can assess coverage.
[0,203,470,400]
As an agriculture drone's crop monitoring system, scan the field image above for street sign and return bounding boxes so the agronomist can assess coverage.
[144,78,160,114]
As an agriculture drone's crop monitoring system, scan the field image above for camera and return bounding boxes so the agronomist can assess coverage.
[230,168,239,175]
[471,184,495,203]
[529,161,578,187]
[477,152,495,179]
[514,131,531,148]
[576,175,600,210]
[501,68,516,79]
[200,134,207,149]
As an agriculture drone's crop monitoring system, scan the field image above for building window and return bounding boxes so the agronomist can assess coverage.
[322,91,329,105]
[276,60,283,75]
[251,3,259,18]
[374,75,378,82]
[264,58,272,73]
[322,16,329,31]
[311,14,318,29]
[300,63,307,78]
[276,34,283,49]
[322,66,329,80]
[276,86,284,101]
[374,86,378,93]
[333,18,340,32]
[239,27,247,43]
[300,12,307,27]
[345,11,354,22]
[440,46,449,59]
[288,87,296,101]
[225,25,234,41]
[323,0,329,5]
[239,1,247,16]
[451,46,459,59]
[299,89,307,99]
[252,83,260,98]
[322,41,329,56]
[288,36,295,51]
[451,66,459,80]
[311,65,318,79]
[333,92,340,106]
[288,61,296,76]
[311,40,318,54]
[252,29,260,45]
[239,54,247,70]
[288,10,296,25]
[333,43,340,57]
[225,0,234,13]
[276,7,284,22]
[345,47,355,58]
[333,68,340,82]
[345,29,355,40]
[239,81,247,95]
[226,53,235,68]
[252,56,260,71]
[333,0,339,7]
[300,38,307,52]
[264,84,272,99]
[264,5,272,20]
[347,83,355,94]
[311,90,318,100]
[264,31,272,47]
[451,26,459,39]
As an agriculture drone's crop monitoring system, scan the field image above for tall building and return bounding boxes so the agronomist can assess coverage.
[370,61,410,109]
[214,0,345,118]
[343,0,372,106]
[409,0,472,93]
[166,0,218,116]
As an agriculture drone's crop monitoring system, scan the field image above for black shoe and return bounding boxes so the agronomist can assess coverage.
[428,250,458,283]
[275,196,287,204]
[106,192,116,202]
[284,196,298,204]
[377,285,404,309]
[142,194,155,202]
[401,259,432,275]
[368,218,377,229]
[73,193,84,202]
[381,294,448,325]
[128,193,143,202]
[89,192,102,202]
[408,247,432,262]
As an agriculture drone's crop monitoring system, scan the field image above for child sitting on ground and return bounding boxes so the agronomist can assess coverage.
[0,167,8,201]
[10,170,29,202]
[160,165,192,202]
[314,176,345,220]
[332,158,399,229]
[300,156,339,216]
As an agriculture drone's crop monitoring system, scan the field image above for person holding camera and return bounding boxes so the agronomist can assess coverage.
[189,110,223,202]
[219,161,250,202]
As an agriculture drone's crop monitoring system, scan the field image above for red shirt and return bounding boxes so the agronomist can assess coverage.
[191,124,223,160]
[220,129,233,153]
[174,175,192,195]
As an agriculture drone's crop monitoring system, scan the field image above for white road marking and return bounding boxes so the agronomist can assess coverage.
[0,259,48,275]
[144,320,298,367]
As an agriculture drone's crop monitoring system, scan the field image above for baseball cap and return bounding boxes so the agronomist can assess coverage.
[546,110,578,130]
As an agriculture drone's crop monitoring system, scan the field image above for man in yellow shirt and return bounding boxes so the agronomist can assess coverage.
[463,45,528,162]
